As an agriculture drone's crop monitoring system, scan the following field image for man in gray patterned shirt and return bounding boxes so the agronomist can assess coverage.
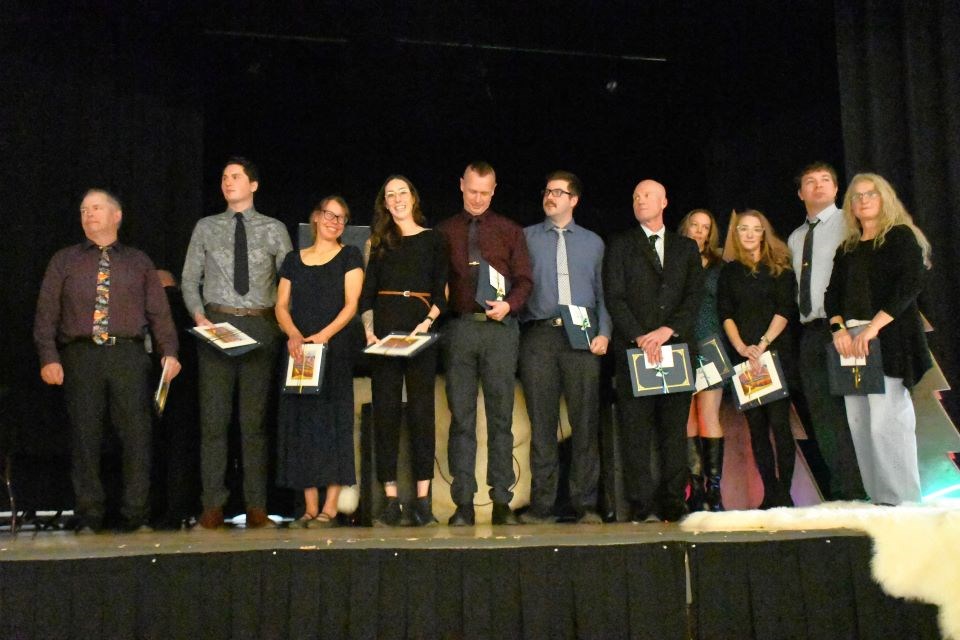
[182,156,293,529]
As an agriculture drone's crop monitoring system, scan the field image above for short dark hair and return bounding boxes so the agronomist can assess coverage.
[795,161,838,187]
[465,161,495,180]
[545,170,582,197]
[84,188,123,210]
[224,156,260,183]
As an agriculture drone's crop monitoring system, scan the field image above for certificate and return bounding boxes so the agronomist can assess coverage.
[694,333,734,393]
[282,344,327,394]
[626,343,696,397]
[825,340,885,395]
[474,259,511,310]
[190,322,260,356]
[731,350,789,410]
[363,332,440,357]
[558,305,598,350]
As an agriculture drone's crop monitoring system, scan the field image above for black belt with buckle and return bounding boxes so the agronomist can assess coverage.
[69,336,144,346]
[206,303,275,318]
[529,317,563,328]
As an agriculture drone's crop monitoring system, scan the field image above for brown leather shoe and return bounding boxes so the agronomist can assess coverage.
[246,507,276,528]
[198,507,224,530]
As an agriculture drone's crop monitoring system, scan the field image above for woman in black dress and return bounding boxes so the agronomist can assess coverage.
[825,173,932,505]
[718,210,798,509]
[361,175,447,526]
[276,196,364,528]
[678,209,726,511]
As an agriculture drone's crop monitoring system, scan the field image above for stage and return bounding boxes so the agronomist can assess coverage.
[0,520,941,639]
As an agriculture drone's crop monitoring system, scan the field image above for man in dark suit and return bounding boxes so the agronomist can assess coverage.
[603,179,703,522]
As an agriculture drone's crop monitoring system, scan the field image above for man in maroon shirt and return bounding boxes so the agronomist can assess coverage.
[34,189,181,533]
[437,162,533,525]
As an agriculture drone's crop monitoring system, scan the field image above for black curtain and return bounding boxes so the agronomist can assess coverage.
[835,0,960,423]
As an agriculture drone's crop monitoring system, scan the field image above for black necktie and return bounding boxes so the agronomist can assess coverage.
[234,213,249,296]
[799,218,819,316]
[648,234,662,268]
[467,217,481,306]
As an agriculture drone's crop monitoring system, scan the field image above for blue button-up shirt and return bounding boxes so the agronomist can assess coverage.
[787,204,845,323]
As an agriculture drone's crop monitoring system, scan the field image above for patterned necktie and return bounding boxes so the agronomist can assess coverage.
[234,212,249,296]
[648,234,662,267]
[92,246,111,344]
[799,218,819,316]
[555,227,572,305]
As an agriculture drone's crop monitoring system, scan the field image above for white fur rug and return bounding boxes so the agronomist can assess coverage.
[682,500,960,639]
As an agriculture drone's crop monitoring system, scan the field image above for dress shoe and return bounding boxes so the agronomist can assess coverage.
[75,516,103,535]
[198,507,224,530]
[576,510,603,525]
[120,519,154,533]
[448,504,475,526]
[519,510,556,525]
[246,507,276,528]
[374,497,403,527]
[491,502,520,525]
[410,497,439,527]
[629,504,650,524]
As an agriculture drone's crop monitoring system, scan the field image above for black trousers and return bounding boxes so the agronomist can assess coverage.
[197,312,280,510]
[614,348,689,517]
[799,323,867,499]
[443,316,520,506]
[744,397,795,496]
[371,345,438,482]
[519,324,600,515]
[61,341,152,523]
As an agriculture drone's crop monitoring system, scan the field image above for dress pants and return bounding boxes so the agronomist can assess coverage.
[443,316,520,506]
[198,312,280,510]
[799,322,866,499]
[62,341,152,523]
[614,348,689,517]
[519,323,600,515]
[371,345,438,482]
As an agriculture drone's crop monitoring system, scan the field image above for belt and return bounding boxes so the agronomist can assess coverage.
[68,336,144,346]
[802,318,829,329]
[527,317,563,328]
[377,290,431,311]
[206,303,274,317]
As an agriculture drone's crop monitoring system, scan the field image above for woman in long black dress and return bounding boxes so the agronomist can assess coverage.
[718,209,798,509]
[825,173,932,505]
[276,196,364,528]
[360,175,447,526]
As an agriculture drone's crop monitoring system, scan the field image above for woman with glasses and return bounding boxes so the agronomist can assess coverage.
[678,209,726,511]
[825,174,932,505]
[360,175,448,526]
[275,196,364,528]
[717,210,799,509]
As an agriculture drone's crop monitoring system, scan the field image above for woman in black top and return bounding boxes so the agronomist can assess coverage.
[825,173,932,505]
[717,210,799,509]
[275,197,364,528]
[360,176,448,526]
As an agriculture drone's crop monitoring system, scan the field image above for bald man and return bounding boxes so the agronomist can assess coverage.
[603,179,704,523]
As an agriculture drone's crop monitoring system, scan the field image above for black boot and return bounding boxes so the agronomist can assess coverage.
[702,437,725,512]
[686,437,705,512]
[374,497,402,527]
[410,496,438,527]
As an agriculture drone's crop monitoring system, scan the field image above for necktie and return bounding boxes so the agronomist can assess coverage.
[234,212,249,296]
[92,246,111,344]
[799,218,819,316]
[648,234,662,267]
[555,227,572,305]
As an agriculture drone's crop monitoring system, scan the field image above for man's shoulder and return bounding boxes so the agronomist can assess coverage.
[485,210,523,232]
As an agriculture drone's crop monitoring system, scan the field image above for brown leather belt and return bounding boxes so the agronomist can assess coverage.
[206,303,275,318]
[377,290,431,311]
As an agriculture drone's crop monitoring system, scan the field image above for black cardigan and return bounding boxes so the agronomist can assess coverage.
[824,224,931,388]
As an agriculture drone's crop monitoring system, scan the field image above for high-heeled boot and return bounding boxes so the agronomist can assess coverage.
[686,437,705,512]
[702,437,725,512]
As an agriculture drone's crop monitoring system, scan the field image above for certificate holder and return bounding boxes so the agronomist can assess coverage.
[824,339,885,395]
[282,343,327,394]
[626,343,696,397]
[153,359,171,416]
[558,305,599,350]
[363,332,440,357]
[474,258,511,310]
[731,350,789,411]
[694,333,734,392]
[190,322,260,356]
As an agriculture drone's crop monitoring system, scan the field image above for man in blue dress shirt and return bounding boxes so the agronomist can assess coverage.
[518,171,611,524]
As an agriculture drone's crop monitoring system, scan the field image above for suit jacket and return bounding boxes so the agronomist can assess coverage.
[603,227,704,351]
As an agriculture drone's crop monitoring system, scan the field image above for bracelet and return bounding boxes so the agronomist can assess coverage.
[424,316,435,325]
[759,335,769,345]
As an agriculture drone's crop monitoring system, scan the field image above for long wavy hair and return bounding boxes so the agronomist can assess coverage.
[840,173,932,269]
[369,175,427,258]
[722,209,792,276]
[678,208,722,268]
[310,195,351,245]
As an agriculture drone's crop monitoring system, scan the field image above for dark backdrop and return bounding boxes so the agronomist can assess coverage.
[2,2,956,505]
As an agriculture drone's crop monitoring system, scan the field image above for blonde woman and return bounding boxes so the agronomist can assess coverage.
[717,210,799,509]
[825,173,932,505]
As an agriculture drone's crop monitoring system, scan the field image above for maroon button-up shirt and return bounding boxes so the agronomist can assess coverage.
[437,209,533,315]
[34,240,179,365]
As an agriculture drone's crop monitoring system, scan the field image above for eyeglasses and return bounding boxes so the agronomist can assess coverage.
[385,188,410,201]
[736,225,764,234]
[319,210,347,225]
[543,188,572,198]
[852,190,881,202]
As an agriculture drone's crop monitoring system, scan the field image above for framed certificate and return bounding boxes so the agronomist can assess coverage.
[626,343,696,397]
[731,350,789,410]
[363,332,440,357]
[282,344,327,394]
[190,322,260,356]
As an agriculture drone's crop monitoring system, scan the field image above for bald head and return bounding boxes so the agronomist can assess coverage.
[632,179,668,230]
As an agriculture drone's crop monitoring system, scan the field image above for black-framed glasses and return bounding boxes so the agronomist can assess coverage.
[320,210,347,225]
[542,188,572,198]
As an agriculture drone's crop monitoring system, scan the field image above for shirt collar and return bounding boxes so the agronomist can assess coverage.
[83,238,121,251]
[460,209,488,223]
[228,206,256,219]
[640,225,664,240]
[808,203,839,224]
[542,218,578,233]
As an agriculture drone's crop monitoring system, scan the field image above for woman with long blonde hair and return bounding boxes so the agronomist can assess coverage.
[718,210,798,508]
[825,173,932,505]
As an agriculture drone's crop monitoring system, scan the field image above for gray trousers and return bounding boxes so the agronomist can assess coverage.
[519,323,600,515]
[443,316,520,506]
[198,312,280,510]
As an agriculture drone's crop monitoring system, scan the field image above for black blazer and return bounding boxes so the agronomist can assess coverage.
[603,227,704,350]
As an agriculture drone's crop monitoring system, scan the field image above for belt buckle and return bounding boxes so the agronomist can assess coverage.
[402,290,411,297]
[104,336,117,346]
[551,317,563,327]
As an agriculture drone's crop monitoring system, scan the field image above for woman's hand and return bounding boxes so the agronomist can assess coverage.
[410,319,433,336]
[832,329,853,359]
[287,333,305,358]
[365,329,379,346]
[851,324,878,359]
[305,330,331,346]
